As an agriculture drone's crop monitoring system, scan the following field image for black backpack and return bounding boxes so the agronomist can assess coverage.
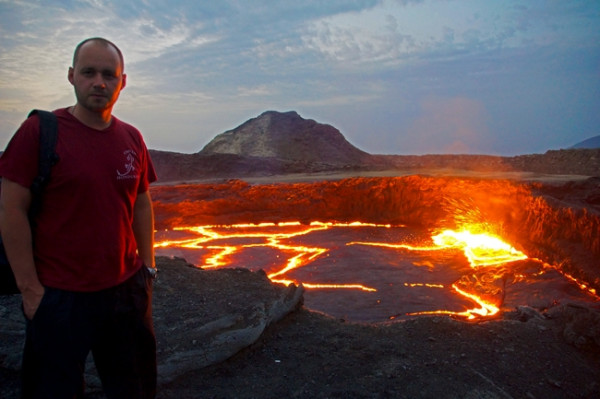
[0,110,59,295]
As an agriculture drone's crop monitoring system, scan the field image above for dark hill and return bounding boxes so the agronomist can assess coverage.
[200,110,373,165]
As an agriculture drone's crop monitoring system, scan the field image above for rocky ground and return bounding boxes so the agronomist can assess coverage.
[2,256,599,399]
[159,305,600,399]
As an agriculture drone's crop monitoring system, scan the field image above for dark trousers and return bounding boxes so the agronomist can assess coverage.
[21,266,156,399]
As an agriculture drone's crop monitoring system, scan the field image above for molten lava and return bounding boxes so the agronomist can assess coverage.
[347,226,529,320]
[154,221,576,321]
[431,229,528,267]
[151,177,600,322]
[156,221,386,291]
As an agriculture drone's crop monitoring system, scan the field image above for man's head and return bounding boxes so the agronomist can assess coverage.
[73,37,125,72]
[68,37,127,115]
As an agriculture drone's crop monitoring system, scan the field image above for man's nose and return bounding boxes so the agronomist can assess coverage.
[92,73,106,87]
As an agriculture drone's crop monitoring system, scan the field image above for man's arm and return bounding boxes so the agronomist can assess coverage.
[132,190,155,268]
[0,178,44,319]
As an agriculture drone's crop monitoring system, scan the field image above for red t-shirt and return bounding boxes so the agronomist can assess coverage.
[0,108,157,291]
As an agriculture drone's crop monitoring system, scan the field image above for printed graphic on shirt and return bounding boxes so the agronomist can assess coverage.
[117,149,139,180]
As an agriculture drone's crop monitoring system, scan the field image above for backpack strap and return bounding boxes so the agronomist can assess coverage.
[0,110,59,295]
[27,109,59,216]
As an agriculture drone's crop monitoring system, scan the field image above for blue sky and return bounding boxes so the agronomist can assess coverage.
[1,0,598,155]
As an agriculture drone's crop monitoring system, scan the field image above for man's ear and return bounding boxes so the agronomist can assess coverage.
[68,67,74,85]
[121,73,127,90]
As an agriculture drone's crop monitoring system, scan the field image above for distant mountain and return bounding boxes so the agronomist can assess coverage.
[150,111,383,182]
[571,135,600,149]
[200,110,373,165]
[148,110,600,182]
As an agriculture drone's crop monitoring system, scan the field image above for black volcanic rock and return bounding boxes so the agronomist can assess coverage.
[200,110,372,165]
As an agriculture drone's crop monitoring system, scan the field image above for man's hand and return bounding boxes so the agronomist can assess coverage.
[21,285,45,320]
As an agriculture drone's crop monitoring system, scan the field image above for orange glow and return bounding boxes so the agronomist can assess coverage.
[348,226,528,319]
[563,274,597,296]
[536,259,598,297]
[155,221,595,321]
[156,221,389,290]
[431,229,528,267]
[299,282,376,292]
[404,283,445,288]
[401,284,500,320]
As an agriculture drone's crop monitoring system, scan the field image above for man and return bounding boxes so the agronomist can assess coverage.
[0,37,157,398]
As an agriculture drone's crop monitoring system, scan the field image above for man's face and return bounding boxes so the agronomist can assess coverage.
[68,42,126,113]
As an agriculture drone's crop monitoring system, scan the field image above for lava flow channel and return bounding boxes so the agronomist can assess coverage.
[348,227,530,320]
[155,221,393,291]
[155,221,554,320]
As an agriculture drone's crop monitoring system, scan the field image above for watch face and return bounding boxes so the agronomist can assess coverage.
[146,267,157,279]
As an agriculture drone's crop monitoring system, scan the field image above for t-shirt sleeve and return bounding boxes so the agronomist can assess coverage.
[137,137,157,193]
[0,115,40,189]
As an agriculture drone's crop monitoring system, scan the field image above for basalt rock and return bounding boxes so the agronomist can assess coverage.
[152,258,304,383]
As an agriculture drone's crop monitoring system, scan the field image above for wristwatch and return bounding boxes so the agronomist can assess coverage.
[146,266,158,280]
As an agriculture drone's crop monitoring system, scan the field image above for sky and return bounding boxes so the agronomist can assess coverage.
[0,0,598,156]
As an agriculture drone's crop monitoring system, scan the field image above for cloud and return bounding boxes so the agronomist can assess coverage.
[1,0,599,155]
[236,85,276,97]
[296,93,381,107]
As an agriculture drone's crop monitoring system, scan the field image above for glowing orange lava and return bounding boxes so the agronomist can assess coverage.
[156,221,389,291]
[431,229,528,267]
[347,226,528,320]
[155,221,593,321]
